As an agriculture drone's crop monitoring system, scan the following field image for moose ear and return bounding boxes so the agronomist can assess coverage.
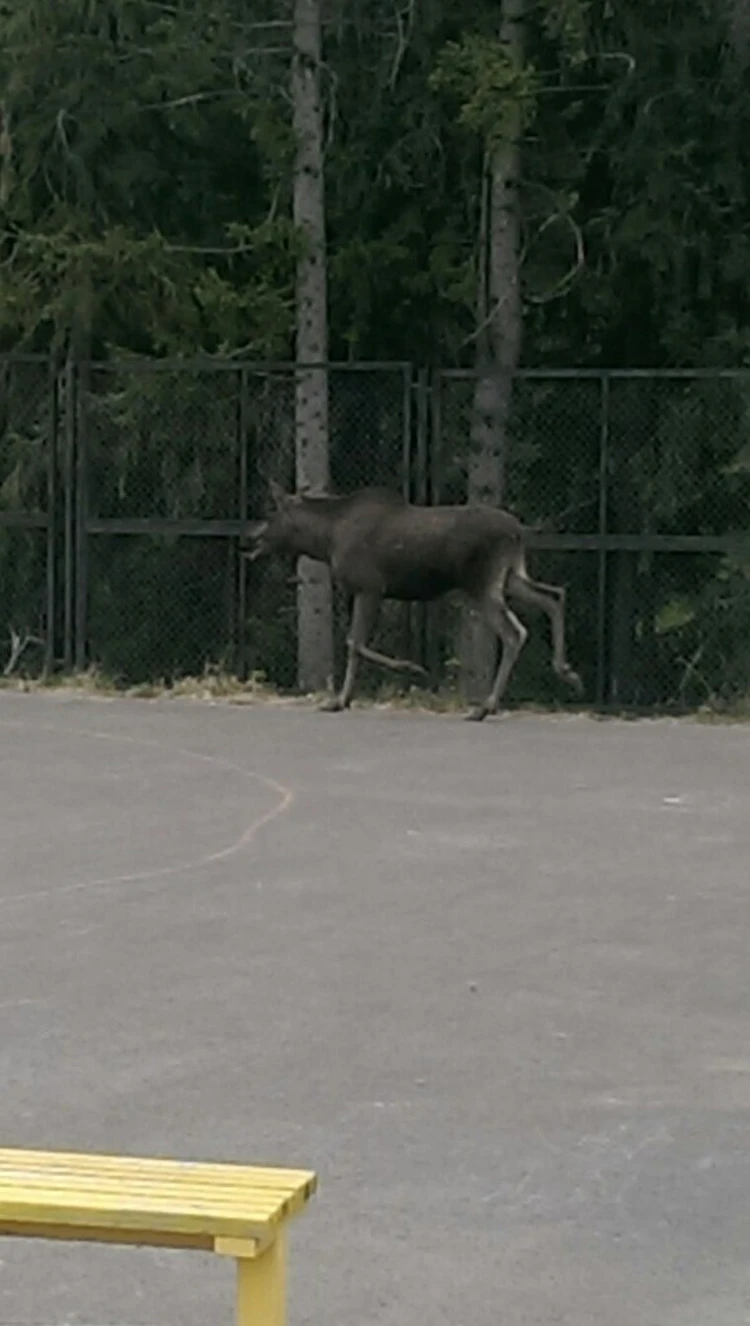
[268,478,288,509]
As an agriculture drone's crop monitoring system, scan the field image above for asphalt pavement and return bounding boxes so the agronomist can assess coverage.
[1,691,749,1326]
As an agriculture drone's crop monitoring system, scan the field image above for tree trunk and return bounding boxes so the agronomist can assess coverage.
[292,0,334,693]
[459,0,525,705]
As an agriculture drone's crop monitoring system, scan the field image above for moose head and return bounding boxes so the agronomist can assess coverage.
[242,480,333,563]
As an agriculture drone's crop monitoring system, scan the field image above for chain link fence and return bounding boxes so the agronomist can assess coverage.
[72,361,412,687]
[430,372,603,703]
[1,356,748,709]
[244,364,412,689]
[435,369,750,709]
[0,356,57,678]
[604,374,750,707]
[78,362,243,682]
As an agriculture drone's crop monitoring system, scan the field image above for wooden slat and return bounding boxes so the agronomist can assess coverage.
[0,1186,296,1220]
[0,1149,317,1244]
[0,1221,217,1251]
[0,1175,314,1209]
[0,1149,316,1190]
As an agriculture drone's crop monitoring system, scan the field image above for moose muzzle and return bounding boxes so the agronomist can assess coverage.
[240,521,270,562]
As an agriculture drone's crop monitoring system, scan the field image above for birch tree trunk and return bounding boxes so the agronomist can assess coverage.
[292,0,334,693]
[459,0,525,705]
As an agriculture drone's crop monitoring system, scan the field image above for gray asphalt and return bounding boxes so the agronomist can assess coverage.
[1,691,749,1326]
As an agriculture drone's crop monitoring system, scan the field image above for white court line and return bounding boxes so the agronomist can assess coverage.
[0,716,294,909]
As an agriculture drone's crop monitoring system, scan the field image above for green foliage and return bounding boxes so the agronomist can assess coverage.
[430,34,539,143]
[0,0,296,355]
[3,0,749,368]
[562,0,750,367]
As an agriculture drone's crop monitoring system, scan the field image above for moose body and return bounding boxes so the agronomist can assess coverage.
[246,483,582,720]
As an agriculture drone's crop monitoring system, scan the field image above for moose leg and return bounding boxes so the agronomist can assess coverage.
[507,571,583,695]
[356,644,426,676]
[320,592,381,712]
[466,596,528,722]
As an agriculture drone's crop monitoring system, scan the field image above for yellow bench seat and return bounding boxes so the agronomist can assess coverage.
[0,1147,317,1326]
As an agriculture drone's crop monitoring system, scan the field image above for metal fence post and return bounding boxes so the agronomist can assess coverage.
[397,365,415,663]
[595,374,610,706]
[425,369,444,684]
[415,368,429,506]
[401,365,413,503]
[63,357,76,670]
[44,358,59,676]
[237,366,250,680]
[74,361,89,672]
[429,368,443,504]
[412,368,430,668]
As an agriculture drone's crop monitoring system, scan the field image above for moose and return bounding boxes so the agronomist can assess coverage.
[244,482,583,721]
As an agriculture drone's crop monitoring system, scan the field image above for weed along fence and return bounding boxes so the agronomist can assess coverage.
[0,1147,318,1326]
[1,355,749,709]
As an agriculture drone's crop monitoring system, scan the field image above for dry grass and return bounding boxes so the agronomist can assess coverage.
[3,665,750,723]
[0,665,283,704]
[693,696,750,724]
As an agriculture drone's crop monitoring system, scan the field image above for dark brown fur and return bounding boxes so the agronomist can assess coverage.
[245,483,582,720]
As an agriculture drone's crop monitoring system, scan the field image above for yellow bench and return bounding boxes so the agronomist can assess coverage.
[0,1146,317,1326]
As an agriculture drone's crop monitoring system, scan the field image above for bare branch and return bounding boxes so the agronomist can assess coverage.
[677,643,711,703]
[597,50,637,76]
[322,61,339,151]
[461,153,494,351]
[162,240,258,256]
[0,225,268,261]
[234,46,291,57]
[388,0,415,89]
[524,210,585,305]
[54,108,73,159]
[266,181,282,224]
[461,193,585,347]
[3,626,43,677]
[141,90,237,111]
[461,282,519,350]
[143,2,293,32]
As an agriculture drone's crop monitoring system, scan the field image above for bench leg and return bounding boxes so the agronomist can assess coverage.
[236,1232,286,1326]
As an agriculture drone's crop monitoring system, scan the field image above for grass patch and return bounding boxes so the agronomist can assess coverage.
[3,665,750,724]
[693,695,750,723]
[365,682,468,713]
[0,665,285,703]
[0,666,120,695]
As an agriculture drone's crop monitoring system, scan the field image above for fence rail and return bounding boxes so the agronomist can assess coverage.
[1,355,748,709]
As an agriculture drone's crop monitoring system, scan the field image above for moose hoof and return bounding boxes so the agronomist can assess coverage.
[319,696,346,713]
[465,705,490,723]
